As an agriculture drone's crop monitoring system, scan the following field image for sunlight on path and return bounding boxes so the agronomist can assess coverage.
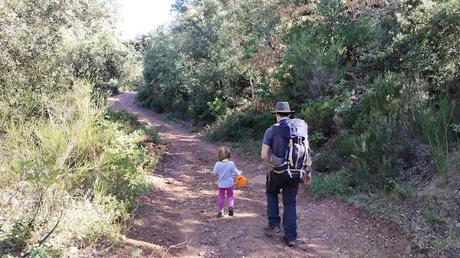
[107,92,410,258]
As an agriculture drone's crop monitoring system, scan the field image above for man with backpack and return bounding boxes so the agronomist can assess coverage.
[260,101,311,247]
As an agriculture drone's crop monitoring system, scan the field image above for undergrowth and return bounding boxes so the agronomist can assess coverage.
[0,82,164,257]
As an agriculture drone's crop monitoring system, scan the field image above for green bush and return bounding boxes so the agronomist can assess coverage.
[309,131,327,149]
[416,95,455,185]
[0,83,162,256]
[299,97,336,138]
[206,109,274,142]
[346,116,401,191]
[358,75,404,118]
[310,175,349,198]
[312,151,342,173]
[208,97,228,120]
[332,74,409,191]
[393,0,460,93]
[277,30,343,101]
[384,179,410,201]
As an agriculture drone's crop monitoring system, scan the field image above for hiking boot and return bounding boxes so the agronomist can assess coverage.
[283,237,296,247]
[228,207,234,216]
[264,226,281,237]
[217,211,224,218]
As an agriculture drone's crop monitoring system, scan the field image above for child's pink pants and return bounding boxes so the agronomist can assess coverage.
[218,187,234,212]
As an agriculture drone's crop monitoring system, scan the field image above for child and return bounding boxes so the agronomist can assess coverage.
[212,146,241,217]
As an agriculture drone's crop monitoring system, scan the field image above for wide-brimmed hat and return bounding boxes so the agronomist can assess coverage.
[271,101,295,113]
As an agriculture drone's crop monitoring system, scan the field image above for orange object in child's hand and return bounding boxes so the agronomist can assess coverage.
[235,175,248,187]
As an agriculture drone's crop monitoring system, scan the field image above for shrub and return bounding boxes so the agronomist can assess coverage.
[299,97,336,138]
[309,131,327,149]
[206,109,274,142]
[416,95,455,185]
[312,151,342,173]
[385,179,410,201]
[276,30,343,102]
[0,82,162,256]
[358,74,404,119]
[310,175,348,198]
[393,0,460,93]
[208,97,228,120]
[346,116,402,191]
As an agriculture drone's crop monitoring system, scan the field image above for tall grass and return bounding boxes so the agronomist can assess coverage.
[0,82,162,256]
[416,95,454,185]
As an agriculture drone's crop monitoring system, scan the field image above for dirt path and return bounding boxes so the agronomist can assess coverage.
[108,92,411,258]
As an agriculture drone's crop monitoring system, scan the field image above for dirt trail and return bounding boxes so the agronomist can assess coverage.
[108,92,410,258]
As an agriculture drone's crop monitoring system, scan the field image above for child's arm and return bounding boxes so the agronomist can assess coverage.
[232,162,242,176]
[212,162,218,175]
[235,169,242,176]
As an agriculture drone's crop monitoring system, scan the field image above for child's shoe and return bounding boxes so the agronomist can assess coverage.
[217,211,224,218]
[228,207,234,216]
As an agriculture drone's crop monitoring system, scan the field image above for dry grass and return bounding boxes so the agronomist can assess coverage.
[0,82,162,256]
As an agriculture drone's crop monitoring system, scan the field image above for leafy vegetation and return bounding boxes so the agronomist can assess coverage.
[139,0,460,254]
[1,0,459,255]
[0,0,158,256]
[0,83,162,256]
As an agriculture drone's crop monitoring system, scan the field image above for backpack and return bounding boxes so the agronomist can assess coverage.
[271,118,310,179]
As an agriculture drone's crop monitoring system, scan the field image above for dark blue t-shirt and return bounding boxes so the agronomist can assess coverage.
[263,119,291,158]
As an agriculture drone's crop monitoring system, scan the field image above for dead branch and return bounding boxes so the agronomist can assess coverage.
[155,239,191,258]
[38,209,64,245]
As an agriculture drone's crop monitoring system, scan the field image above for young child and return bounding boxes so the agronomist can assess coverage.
[212,146,241,217]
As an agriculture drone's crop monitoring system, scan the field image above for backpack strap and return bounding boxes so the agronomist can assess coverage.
[287,139,294,178]
[295,137,302,169]
[302,138,308,167]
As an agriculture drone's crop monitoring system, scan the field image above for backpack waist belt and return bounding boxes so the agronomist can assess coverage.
[271,167,307,178]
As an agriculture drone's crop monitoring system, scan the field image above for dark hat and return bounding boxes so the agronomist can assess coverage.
[271,101,295,113]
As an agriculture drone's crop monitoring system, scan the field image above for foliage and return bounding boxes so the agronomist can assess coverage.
[0,83,162,256]
[299,97,336,138]
[206,109,274,142]
[0,0,156,256]
[310,175,348,198]
[312,151,342,173]
[138,0,459,253]
[139,0,283,121]
[276,30,343,101]
[392,0,460,93]
[0,0,142,120]
[347,116,401,190]
[416,95,455,185]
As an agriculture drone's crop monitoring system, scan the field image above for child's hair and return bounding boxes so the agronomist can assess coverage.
[217,146,231,161]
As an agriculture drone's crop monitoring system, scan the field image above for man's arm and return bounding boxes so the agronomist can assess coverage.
[261,144,271,163]
[261,127,273,163]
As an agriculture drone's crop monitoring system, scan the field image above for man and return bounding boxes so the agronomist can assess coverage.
[260,101,311,247]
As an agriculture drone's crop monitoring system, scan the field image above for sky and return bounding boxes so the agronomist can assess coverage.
[116,0,176,40]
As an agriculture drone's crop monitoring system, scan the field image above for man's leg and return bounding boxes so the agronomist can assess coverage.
[282,179,300,241]
[266,172,281,229]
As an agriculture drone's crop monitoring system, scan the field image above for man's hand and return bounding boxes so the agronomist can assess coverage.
[303,168,312,186]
